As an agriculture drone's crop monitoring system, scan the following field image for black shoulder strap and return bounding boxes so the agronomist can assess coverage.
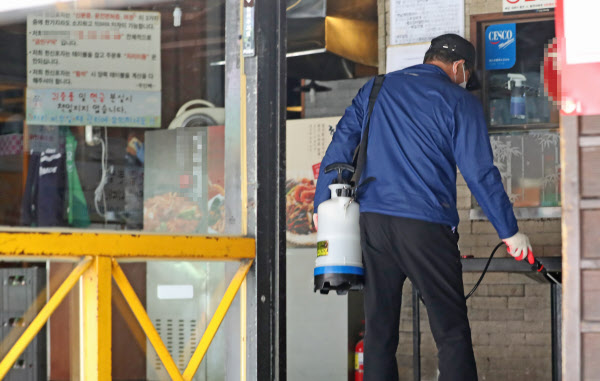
[351,74,385,188]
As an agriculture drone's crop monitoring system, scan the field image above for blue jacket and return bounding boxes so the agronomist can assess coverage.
[314,64,518,239]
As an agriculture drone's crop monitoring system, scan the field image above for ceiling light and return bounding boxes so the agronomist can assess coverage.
[0,0,73,13]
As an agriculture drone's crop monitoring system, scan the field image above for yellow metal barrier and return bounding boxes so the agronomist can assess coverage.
[0,232,255,381]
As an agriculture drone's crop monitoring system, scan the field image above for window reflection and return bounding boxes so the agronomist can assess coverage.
[484,20,557,127]
[0,0,227,232]
[473,131,561,210]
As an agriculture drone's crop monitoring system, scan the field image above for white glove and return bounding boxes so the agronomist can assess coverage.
[502,232,534,265]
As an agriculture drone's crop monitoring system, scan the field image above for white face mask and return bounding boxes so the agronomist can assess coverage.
[453,61,467,89]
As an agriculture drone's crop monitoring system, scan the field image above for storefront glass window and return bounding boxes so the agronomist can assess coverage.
[0,0,230,234]
[471,130,561,215]
[0,1,241,380]
[489,130,560,208]
[120,260,233,380]
[473,15,561,214]
[483,19,557,129]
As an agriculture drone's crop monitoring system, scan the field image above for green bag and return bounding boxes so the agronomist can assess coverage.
[65,128,91,227]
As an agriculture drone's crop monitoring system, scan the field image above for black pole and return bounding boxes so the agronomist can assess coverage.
[413,287,421,381]
[255,0,286,379]
[551,282,562,381]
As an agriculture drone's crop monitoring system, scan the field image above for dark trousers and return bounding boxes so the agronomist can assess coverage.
[360,212,478,381]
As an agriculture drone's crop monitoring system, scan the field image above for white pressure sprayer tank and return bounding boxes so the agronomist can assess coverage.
[314,163,364,295]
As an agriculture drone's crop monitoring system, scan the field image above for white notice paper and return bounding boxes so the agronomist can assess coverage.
[389,0,464,46]
[564,0,600,65]
[27,10,161,91]
[386,43,431,73]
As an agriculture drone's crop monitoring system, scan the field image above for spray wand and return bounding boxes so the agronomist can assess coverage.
[464,242,560,300]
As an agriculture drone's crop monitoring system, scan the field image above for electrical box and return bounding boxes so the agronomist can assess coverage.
[0,267,47,381]
[145,261,226,381]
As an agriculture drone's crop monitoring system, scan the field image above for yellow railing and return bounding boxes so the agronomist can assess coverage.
[0,231,255,381]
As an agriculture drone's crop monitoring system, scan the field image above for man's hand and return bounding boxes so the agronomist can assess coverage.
[313,213,318,231]
[503,232,534,265]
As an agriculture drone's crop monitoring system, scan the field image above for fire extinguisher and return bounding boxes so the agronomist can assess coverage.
[354,331,364,381]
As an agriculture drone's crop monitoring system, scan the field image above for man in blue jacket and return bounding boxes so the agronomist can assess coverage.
[313,34,535,381]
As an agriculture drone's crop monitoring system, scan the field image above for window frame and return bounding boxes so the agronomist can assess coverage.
[470,11,557,133]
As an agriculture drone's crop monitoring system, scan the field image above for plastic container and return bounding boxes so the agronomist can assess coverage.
[314,183,363,294]
[508,74,527,122]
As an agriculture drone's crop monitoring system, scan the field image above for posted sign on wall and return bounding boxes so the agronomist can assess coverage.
[503,0,555,13]
[389,0,464,45]
[286,117,339,247]
[26,89,161,127]
[26,10,161,127]
[485,23,516,70]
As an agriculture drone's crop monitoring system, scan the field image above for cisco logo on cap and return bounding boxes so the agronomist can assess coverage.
[488,29,514,46]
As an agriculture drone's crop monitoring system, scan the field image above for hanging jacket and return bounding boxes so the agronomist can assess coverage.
[313,64,518,239]
[21,148,67,227]
[21,127,90,228]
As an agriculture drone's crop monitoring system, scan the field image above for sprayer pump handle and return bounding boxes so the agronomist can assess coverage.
[324,163,355,185]
[324,163,355,174]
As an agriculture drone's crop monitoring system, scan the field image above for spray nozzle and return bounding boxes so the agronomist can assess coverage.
[507,73,527,90]
[324,163,355,185]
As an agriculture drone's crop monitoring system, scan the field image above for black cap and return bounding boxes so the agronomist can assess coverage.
[428,34,476,66]
[426,34,480,90]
